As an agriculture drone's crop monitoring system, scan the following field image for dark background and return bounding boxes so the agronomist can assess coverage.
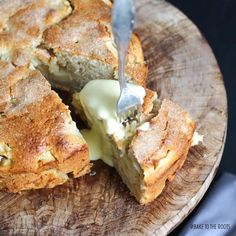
[168,0,236,174]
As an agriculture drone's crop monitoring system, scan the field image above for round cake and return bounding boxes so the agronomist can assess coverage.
[0,0,197,204]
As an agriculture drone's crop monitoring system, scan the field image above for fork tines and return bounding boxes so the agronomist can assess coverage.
[118,105,141,127]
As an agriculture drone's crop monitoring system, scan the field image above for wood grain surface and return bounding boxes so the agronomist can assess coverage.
[0,1,227,235]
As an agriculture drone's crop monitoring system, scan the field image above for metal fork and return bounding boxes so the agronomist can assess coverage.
[112,0,142,124]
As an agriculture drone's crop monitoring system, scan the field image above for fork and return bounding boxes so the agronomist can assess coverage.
[112,0,142,124]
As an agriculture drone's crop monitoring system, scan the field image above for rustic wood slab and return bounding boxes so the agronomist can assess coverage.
[0,1,227,235]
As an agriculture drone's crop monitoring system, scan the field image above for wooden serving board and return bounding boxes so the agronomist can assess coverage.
[0,1,227,235]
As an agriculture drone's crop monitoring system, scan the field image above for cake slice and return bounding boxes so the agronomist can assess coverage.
[117,100,195,204]
[36,0,147,91]
[0,61,90,192]
[73,79,195,204]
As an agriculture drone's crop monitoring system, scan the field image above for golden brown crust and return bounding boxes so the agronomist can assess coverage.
[42,0,147,86]
[132,99,195,165]
[0,61,91,192]
[142,88,157,115]
[0,0,72,66]
[0,0,37,31]
[0,151,91,193]
[129,99,196,204]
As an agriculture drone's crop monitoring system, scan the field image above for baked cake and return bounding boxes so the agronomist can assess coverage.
[0,0,147,192]
[38,0,147,91]
[73,80,195,204]
[0,0,197,204]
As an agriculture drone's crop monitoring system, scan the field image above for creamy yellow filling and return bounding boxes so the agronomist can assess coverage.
[73,79,146,166]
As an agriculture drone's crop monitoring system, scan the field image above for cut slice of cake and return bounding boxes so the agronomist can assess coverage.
[0,61,90,192]
[73,79,195,204]
[118,100,195,204]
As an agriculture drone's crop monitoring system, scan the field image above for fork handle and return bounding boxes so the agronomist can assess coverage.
[112,0,135,90]
[117,47,128,89]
